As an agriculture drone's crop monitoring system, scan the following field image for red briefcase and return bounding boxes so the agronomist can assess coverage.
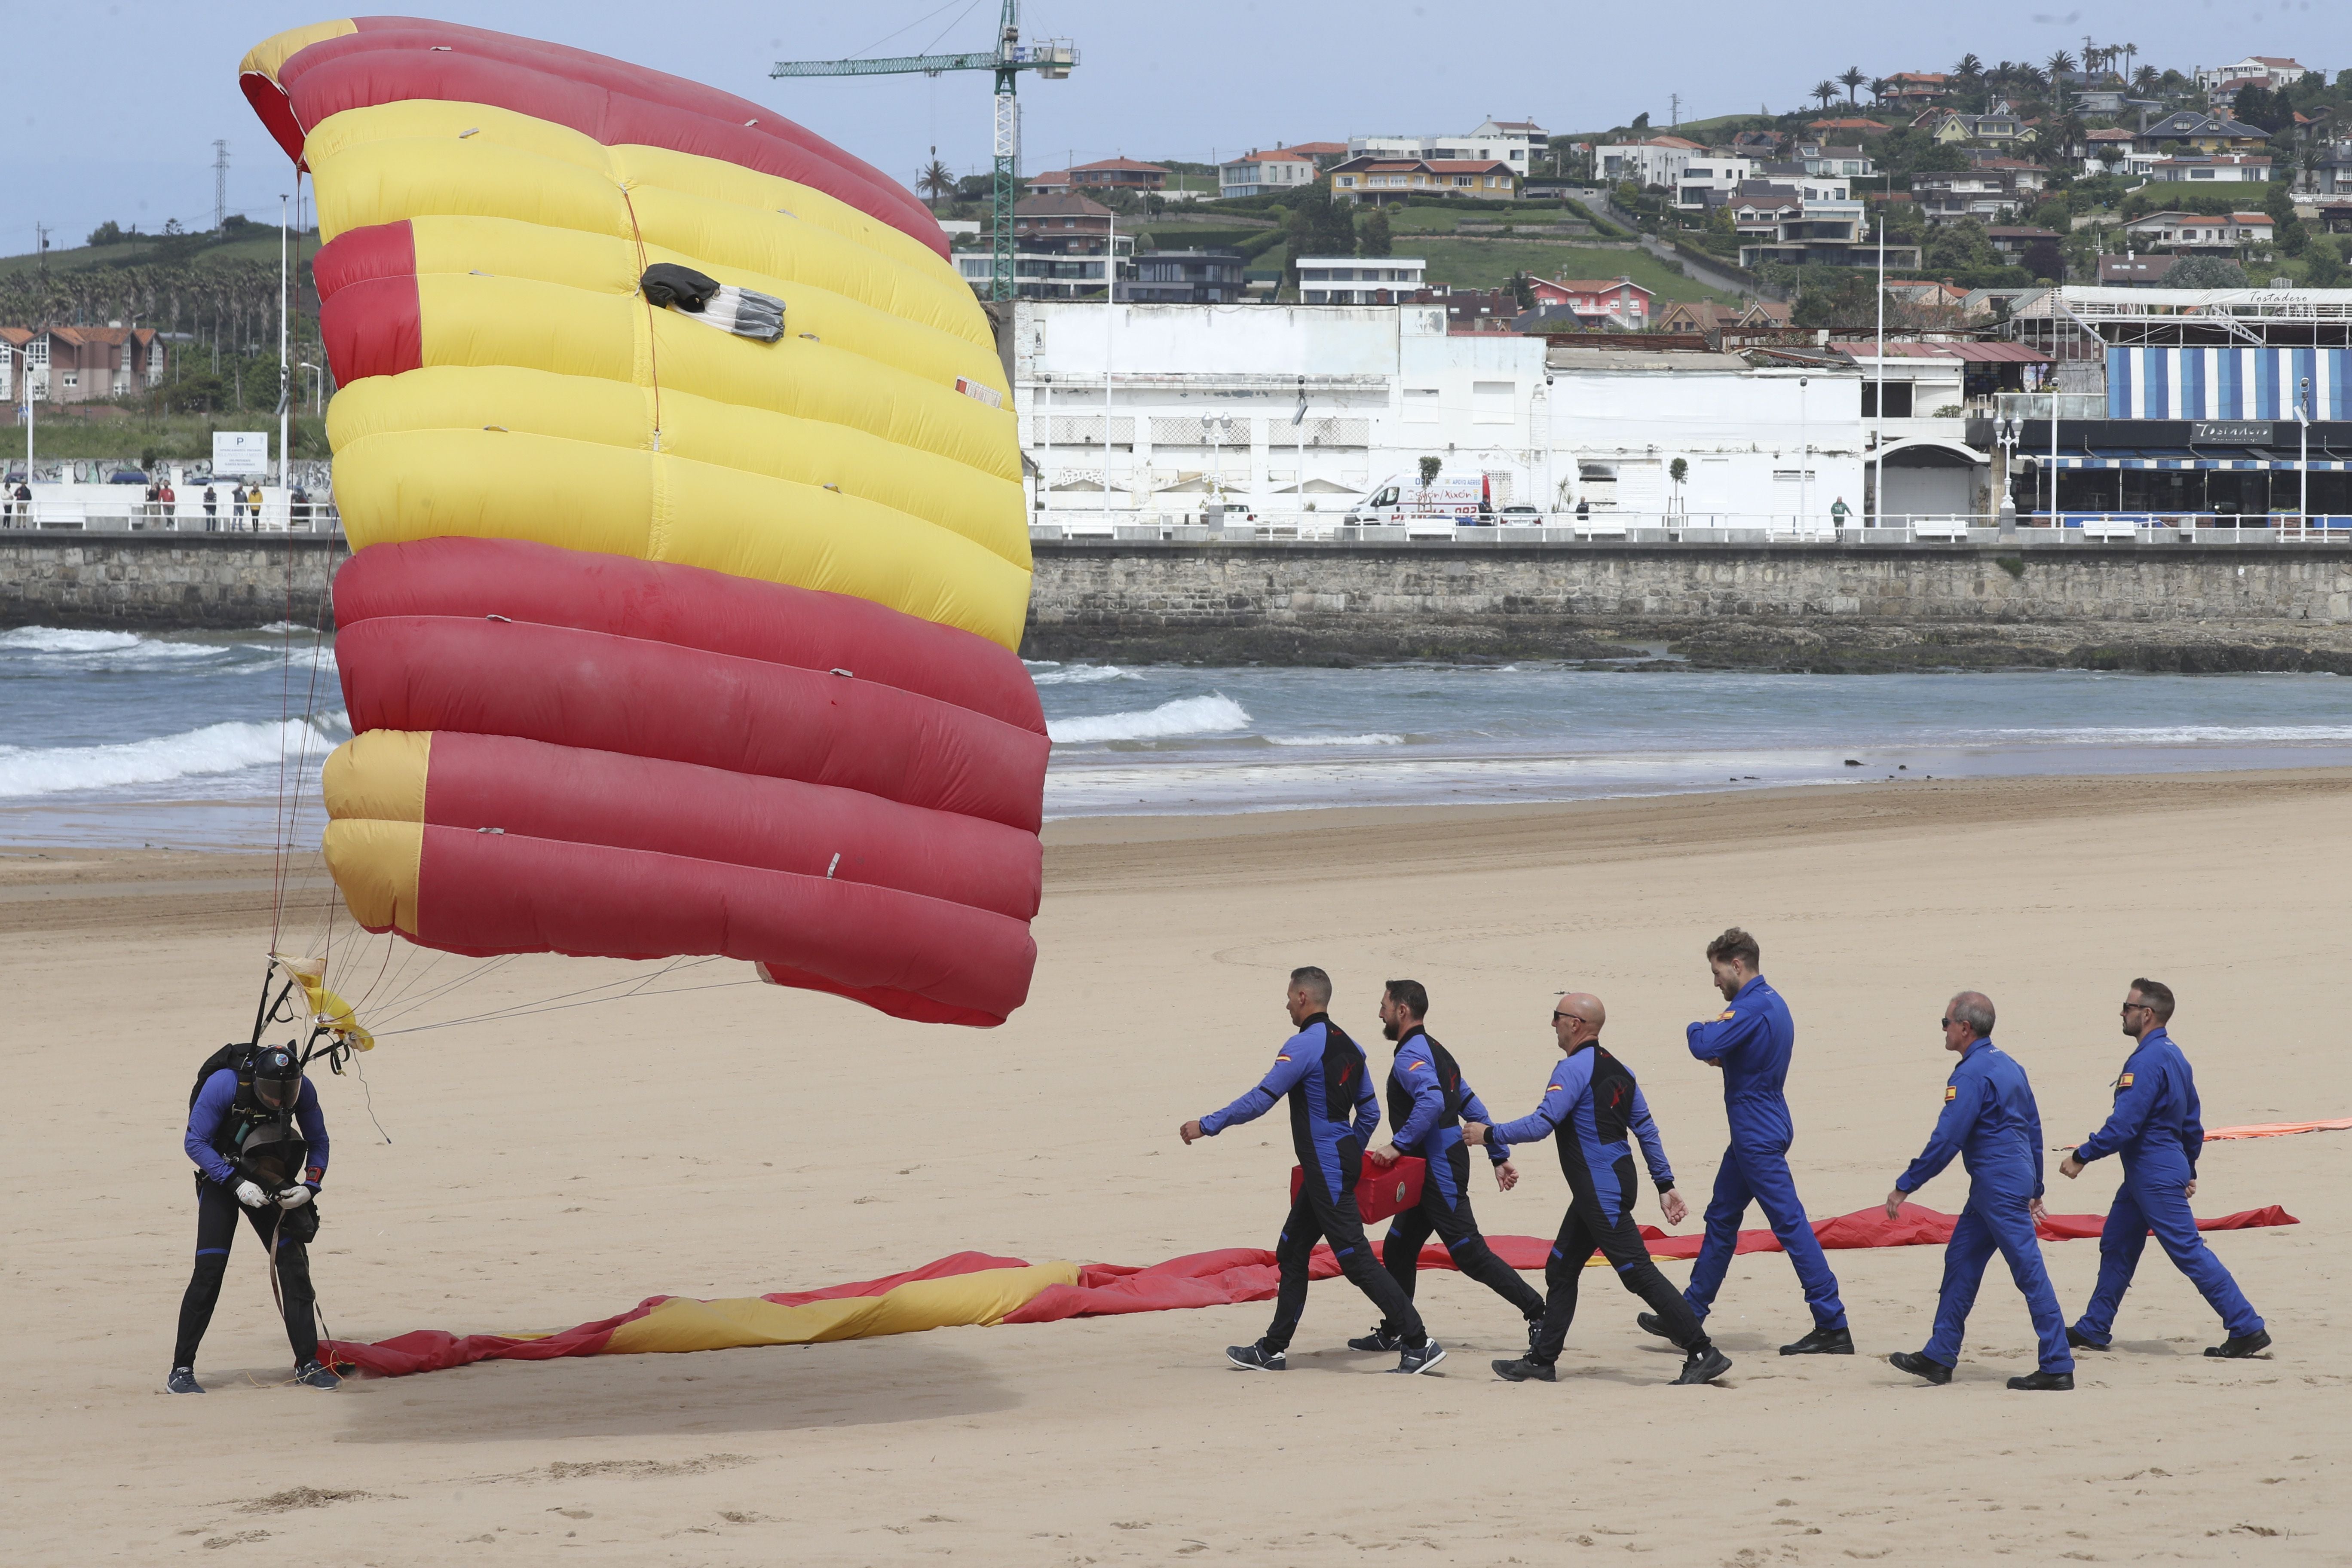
[1290,1155,1427,1223]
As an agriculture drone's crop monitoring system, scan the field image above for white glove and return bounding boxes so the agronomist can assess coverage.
[235,1180,270,1209]
[277,1185,314,1210]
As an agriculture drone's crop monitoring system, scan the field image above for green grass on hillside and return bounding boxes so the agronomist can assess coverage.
[1411,240,1736,302]
[8,409,329,462]
[0,231,316,278]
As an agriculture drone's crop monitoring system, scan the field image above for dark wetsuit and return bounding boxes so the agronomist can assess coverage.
[1200,1013,1428,1353]
[1375,1025,1546,1330]
[173,1067,328,1369]
[1491,1041,1710,1364]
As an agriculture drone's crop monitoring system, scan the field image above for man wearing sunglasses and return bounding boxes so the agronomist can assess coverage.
[1350,980,1548,1356]
[1181,966,1445,1375]
[1883,992,2073,1390]
[1464,992,1730,1385]
[2058,979,2268,1360]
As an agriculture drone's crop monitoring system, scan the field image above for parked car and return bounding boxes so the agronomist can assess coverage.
[107,469,150,485]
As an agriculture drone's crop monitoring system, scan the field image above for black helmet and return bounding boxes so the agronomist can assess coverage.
[251,1045,302,1112]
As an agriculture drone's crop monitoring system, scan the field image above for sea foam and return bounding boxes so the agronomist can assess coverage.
[0,717,346,799]
[1047,693,1252,744]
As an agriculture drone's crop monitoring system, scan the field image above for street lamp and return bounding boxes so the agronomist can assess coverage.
[2297,375,2311,538]
[1995,411,2020,533]
[1797,376,1810,533]
[298,361,325,416]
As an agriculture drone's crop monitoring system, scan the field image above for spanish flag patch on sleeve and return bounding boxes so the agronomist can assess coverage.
[1945,1086,1959,1102]
[2119,1072,2135,1089]
[1717,1011,1736,1022]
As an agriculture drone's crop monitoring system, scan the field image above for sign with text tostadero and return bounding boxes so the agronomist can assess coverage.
[2191,421,2273,445]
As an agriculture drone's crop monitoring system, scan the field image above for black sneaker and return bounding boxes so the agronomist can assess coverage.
[1391,1340,1447,1375]
[1673,1345,1732,1384]
[1491,1356,1555,1382]
[1780,1324,1854,1356]
[1225,1341,1286,1372]
[293,1360,342,1390]
[166,1366,204,1395]
[1888,1351,1952,1385]
[2006,1369,2074,1390]
[2065,1326,2110,1351]
[2204,1329,2272,1359]
[1635,1311,1678,1342]
[1347,1325,1402,1353]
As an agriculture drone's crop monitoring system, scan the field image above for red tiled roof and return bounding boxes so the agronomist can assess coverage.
[1843,340,2051,363]
[1552,278,1653,295]
[1424,159,1513,174]
[1073,156,1168,173]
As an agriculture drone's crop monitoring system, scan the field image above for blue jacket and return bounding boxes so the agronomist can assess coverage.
[185,1068,330,1189]
[1202,1014,1378,1200]
[1895,1039,2043,1198]
[2074,1027,2204,1173]
[1492,1042,1674,1206]
[1387,1025,1510,1164]
[1687,975,1798,1144]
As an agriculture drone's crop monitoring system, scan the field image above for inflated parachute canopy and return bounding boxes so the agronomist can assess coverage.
[243,18,1042,1026]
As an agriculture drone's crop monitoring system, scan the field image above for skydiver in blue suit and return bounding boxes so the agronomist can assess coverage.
[1348,979,1547,1355]
[1885,991,2074,1390]
[2058,978,2269,1360]
[1181,966,1446,1375]
[1466,990,1730,1386]
[1648,928,1852,1356]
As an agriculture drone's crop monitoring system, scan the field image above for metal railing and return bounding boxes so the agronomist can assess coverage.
[1028,509,2352,545]
[0,494,341,533]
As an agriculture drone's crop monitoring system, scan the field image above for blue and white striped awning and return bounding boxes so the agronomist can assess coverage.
[2036,453,2351,470]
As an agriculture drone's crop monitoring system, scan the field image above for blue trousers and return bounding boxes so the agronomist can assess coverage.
[1923,1187,2072,1374]
[2073,1161,2263,1344]
[1684,1137,1847,1329]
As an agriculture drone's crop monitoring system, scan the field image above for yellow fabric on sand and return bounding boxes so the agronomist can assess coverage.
[602,1263,1082,1354]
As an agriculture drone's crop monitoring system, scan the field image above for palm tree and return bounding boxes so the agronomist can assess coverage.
[1954,53,1984,81]
[1812,79,1841,111]
[2046,49,2076,80]
[1839,66,1867,106]
[916,160,956,202]
[1868,77,1892,110]
[2132,64,2160,96]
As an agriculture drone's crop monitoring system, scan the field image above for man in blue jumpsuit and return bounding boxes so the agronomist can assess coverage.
[1181,966,1446,1375]
[1465,991,1731,1385]
[1885,991,2073,1390]
[1655,928,1850,1355]
[2059,978,2268,1359]
[1349,980,1547,1354]
[171,1042,340,1393]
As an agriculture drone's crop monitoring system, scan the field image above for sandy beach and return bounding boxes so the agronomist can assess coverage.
[3,770,2344,1565]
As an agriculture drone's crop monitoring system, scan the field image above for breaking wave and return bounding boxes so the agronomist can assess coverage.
[1047,694,1252,745]
[0,717,347,799]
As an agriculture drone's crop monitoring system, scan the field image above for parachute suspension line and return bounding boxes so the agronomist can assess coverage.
[248,968,297,1049]
[361,952,524,1031]
[366,954,690,1034]
[349,1048,393,1145]
[268,531,301,948]
[371,955,728,1037]
[619,184,664,452]
[376,974,762,1037]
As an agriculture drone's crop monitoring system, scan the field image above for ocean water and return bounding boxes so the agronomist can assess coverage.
[4,625,2351,848]
[1030,660,2352,817]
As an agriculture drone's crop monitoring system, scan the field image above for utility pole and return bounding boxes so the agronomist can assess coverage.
[1670,92,1682,131]
[34,222,49,276]
[213,141,230,233]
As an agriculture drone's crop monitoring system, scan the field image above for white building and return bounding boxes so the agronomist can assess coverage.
[1350,118,1548,172]
[1218,147,1318,199]
[1675,153,1758,208]
[1596,135,1704,190]
[1011,301,1866,531]
[2196,55,2312,92]
[1296,256,1427,304]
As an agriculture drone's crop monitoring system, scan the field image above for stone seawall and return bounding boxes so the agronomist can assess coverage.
[1024,540,2352,671]
[1,533,346,630]
[9,533,2352,671]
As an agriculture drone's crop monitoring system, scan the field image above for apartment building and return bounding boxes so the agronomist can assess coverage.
[1296,257,1429,304]
[1327,157,1517,205]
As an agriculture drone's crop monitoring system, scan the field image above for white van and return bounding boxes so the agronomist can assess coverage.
[1345,474,1494,532]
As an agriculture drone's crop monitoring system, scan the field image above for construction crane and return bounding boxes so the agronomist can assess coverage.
[771,1,1076,301]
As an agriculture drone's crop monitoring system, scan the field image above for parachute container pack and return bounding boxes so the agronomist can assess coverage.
[241,18,1043,1027]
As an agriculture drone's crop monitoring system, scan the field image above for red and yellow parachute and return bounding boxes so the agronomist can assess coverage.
[242,18,1041,1026]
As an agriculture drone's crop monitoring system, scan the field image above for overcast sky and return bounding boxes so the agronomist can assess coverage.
[8,0,2337,253]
